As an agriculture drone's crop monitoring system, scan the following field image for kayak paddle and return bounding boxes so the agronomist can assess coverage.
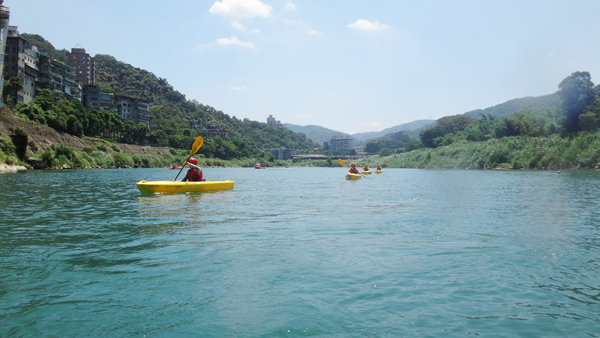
[173,136,204,181]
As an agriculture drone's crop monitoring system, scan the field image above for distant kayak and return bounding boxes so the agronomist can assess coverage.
[255,165,266,169]
[362,170,372,175]
[169,166,182,169]
[375,170,383,174]
[136,180,234,194]
[346,173,361,180]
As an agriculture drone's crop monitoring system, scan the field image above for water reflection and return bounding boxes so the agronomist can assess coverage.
[136,191,236,234]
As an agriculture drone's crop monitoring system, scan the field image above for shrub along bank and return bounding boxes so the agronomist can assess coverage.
[0,133,275,170]
[365,133,600,170]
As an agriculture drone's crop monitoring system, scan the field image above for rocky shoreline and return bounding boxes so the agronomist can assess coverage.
[0,163,27,173]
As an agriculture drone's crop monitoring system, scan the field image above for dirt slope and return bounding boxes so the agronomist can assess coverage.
[0,109,171,156]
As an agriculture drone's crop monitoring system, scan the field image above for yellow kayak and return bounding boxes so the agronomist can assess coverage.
[346,173,361,180]
[375,170,383,174]
[136,180,234,194]
[362,170,372,175]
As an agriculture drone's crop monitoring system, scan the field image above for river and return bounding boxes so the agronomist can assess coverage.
[1,167,599,337]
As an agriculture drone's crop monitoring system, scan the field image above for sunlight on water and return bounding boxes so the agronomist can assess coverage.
[1,168,600,336]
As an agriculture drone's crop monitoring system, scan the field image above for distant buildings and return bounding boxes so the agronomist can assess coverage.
[4,26,81,104]
[1,24,151,127]
[114,94,152,126]
[0,3,9,108]
[269,147,292,160]
[67,47,95,86]
[267,114,286,128]
[327,136,354,151]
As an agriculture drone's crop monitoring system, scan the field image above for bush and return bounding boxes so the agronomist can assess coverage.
[112,152,134,168]
[96,144,108,152]
[27,139,39,152]
[91,151,114,168]
[9,126,27,136]
[40,150,56,168]
[0,133,16,155]
[54,144,76,160]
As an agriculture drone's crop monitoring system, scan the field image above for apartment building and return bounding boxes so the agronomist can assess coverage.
[67,47,95,86]
[0,3,9,108]
[4,26,80,103]
[328,136,354,151]
[114,94,151,126]
[267,114,285,128]
[3,25,151,127]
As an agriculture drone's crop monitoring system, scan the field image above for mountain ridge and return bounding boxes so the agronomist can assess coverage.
[287,93,561,145]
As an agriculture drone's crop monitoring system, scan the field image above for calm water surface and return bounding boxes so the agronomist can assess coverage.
[1,167,599,337]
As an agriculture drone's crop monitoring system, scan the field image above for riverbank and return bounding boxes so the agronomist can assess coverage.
[0,163,27,173]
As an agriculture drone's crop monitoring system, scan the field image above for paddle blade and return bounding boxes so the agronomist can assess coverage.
[337,158,346,166]
[191,136,204,155]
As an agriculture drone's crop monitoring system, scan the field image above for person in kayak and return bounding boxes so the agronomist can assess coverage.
[363,164,370,171]
[376,164,382,170]
[182,158,205,182]
[349,163,360,174]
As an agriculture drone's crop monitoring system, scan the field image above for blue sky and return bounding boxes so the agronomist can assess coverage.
[7,0,600,134]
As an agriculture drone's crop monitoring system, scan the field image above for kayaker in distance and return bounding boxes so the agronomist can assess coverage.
[363,164,369,171]
[376,164,382,170]
[182,158,205,182]
[349,163,360,174]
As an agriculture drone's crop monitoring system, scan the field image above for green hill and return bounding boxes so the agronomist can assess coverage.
[463,93,561,119]
[285,124,350,146]
[16,34,316,155]
[351,120,435,142]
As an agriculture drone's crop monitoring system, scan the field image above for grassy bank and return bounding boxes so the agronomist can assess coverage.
[5,132,600,171]
[365,133,600,170]
[0,134,277,170]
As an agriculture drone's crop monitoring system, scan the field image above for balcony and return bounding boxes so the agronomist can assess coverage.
[0,7,9,20]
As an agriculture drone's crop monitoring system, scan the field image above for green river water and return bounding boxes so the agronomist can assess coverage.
[1,167,599,337]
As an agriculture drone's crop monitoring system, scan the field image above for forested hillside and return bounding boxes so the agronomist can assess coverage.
[11,34,316,160]
[463,93,561,119]
[285,124,351,146]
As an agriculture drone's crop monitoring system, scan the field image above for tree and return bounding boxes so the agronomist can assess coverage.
[420,115,475,148]
[558,71,596,132]
[2,76,23,105]
[379,148,393,156]
[121,120,136,144]
[135,122,150,145]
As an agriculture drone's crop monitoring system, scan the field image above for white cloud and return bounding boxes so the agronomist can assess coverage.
[231,21,262,33]
[231,85,246,91]
[217,36,255,48]
[284,1,296,11]
[210,0,272,20]
[308,29,321,36]
[347,19,389,32]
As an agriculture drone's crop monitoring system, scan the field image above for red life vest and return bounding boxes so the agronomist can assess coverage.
[186,168,203,181]
[349,168,360,174]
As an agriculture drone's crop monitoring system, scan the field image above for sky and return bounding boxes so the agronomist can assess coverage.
[7,0,600,134]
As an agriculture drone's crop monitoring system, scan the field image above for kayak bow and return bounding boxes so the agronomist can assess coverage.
[346,173,361,180]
